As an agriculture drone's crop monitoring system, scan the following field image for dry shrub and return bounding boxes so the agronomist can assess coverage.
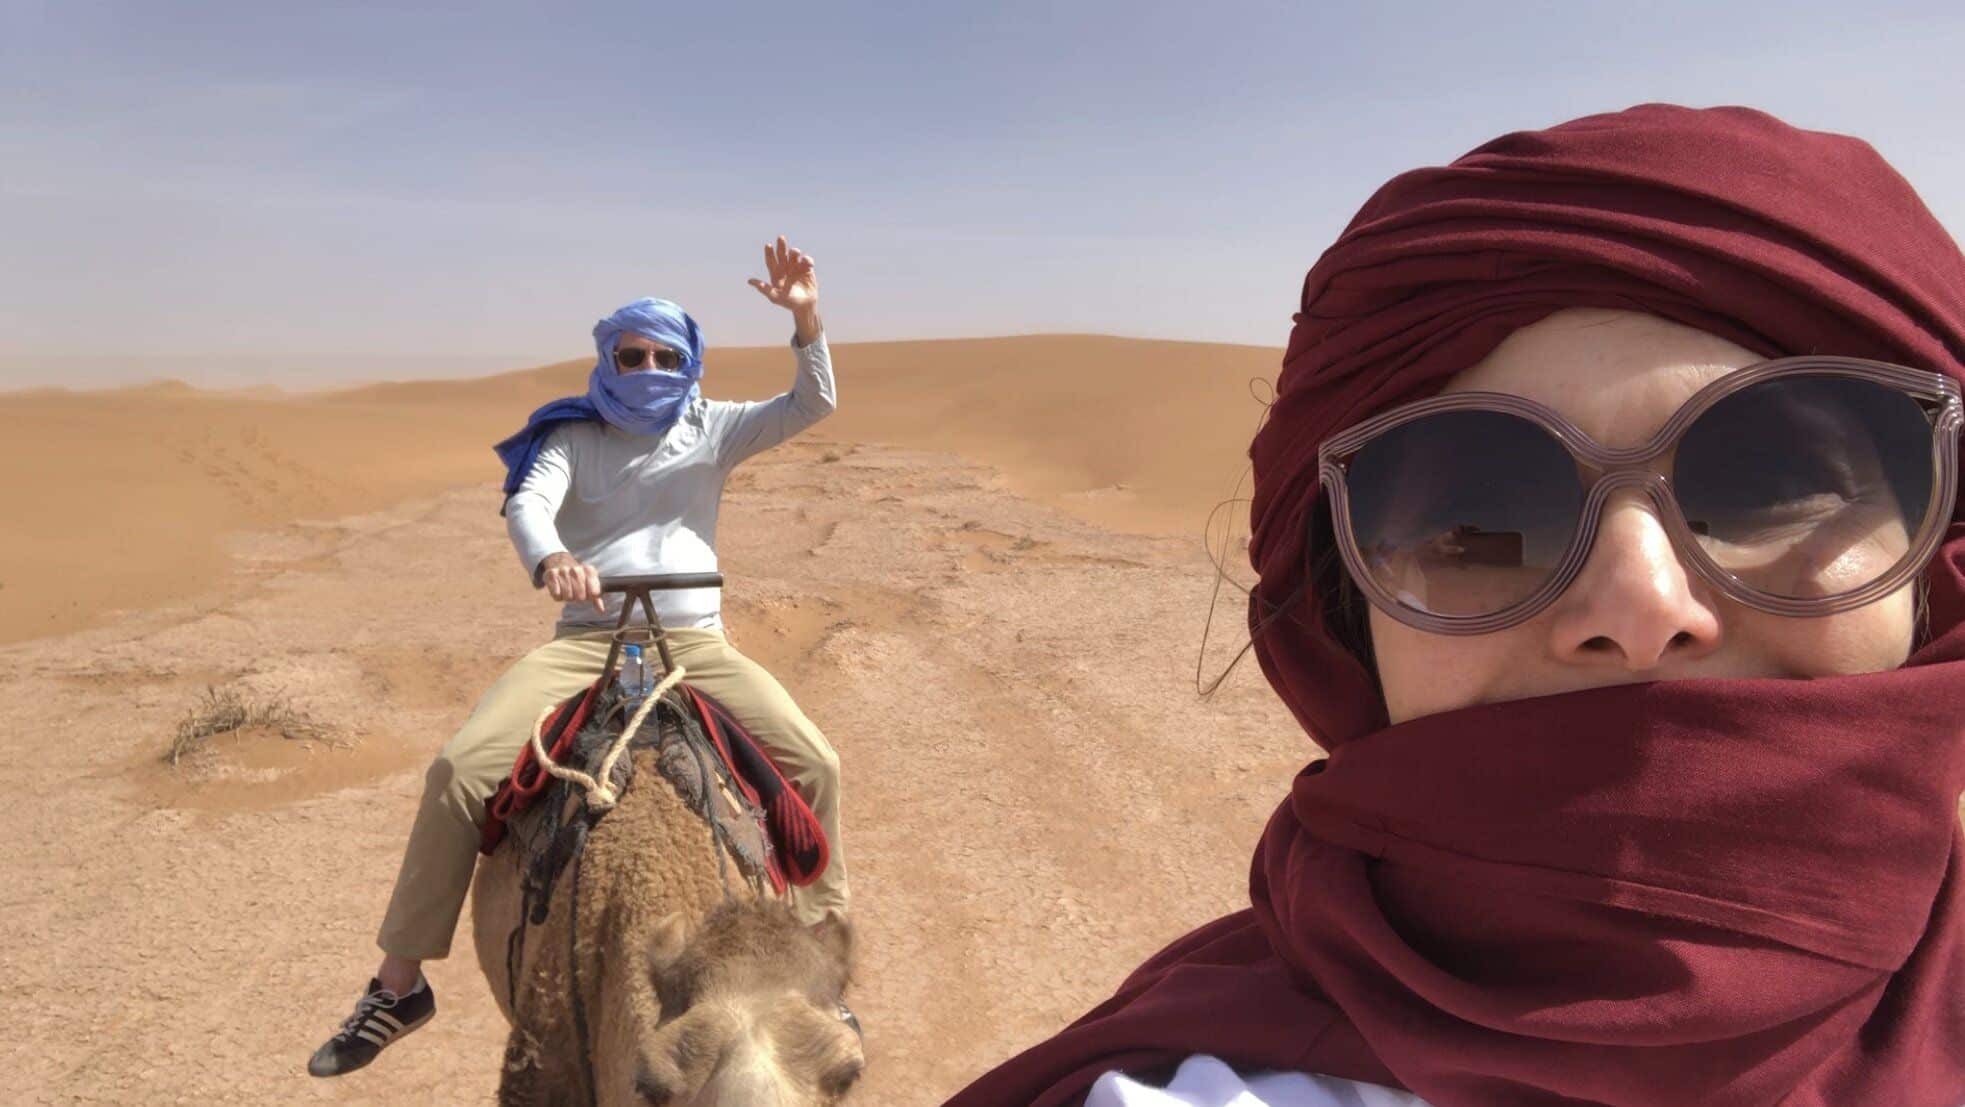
[166,685,341,765]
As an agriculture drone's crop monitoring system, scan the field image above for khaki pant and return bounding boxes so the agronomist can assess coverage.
[376,626,847,960]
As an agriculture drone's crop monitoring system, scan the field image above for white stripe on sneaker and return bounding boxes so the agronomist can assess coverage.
[355,1028,390,1047]
[372,1010,405,1033]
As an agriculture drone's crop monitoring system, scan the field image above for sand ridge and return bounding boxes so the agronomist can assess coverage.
[0,335,1281,646]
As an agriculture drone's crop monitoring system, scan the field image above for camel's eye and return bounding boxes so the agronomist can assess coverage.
[820,1057,864,1098]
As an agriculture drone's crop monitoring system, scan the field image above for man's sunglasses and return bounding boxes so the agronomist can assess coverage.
[615,345,684,372]
[1318,356,1962,635]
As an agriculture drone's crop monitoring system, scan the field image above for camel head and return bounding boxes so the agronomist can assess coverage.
[633,901,863,1106]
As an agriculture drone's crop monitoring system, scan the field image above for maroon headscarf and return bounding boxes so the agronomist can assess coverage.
[944,104,1965,1106]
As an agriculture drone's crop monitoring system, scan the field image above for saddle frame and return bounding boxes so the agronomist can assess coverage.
[597,571,726,686]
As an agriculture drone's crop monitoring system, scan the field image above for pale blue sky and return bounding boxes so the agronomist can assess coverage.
[4,1,1962,386]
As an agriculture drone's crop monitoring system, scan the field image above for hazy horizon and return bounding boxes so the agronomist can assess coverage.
[7,1,1963,387]
[0,331,1289,394]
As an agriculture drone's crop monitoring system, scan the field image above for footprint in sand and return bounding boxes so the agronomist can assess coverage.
[941,521,1151,573]
[940,522,1038,572]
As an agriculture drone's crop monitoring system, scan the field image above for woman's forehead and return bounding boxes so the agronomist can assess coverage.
[1443,308,1760,446]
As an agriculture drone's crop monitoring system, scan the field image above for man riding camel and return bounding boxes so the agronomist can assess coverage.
[309,237,852,1077]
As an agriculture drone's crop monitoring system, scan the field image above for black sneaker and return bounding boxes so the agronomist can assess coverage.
[307,976,436,1077]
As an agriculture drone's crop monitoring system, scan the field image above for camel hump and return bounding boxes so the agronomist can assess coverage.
[494,682,801,908]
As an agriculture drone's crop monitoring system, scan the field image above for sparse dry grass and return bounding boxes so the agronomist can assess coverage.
[166,685,342,766]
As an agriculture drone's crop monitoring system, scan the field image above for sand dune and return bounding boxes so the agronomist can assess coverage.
[0,335,1279,644]
[0,334,1303,1103]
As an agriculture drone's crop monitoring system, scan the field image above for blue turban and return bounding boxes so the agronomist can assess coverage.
[493,298,706,497]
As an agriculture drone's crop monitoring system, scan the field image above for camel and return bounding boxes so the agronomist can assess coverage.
[471,727,863,1106]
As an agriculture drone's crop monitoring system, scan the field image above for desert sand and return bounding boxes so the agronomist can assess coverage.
[0,336,1317,1104]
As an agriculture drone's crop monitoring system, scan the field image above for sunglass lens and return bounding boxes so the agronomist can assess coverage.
[1344,410,1585,618]
[616,347,681,371]
[1673,375,1936,600]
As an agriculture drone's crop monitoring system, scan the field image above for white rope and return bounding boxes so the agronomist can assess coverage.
[526,664,687,812]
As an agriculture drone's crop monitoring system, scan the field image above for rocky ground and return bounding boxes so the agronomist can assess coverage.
[0,435,1311,1105]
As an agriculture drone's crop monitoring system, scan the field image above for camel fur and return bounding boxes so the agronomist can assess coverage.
[472,742,861,1106]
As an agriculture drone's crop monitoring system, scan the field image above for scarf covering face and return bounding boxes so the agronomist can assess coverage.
[493,297,706,496]
[944,104,1965,1107]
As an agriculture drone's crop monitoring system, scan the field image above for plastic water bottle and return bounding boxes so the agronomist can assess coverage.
[622,645,647,703]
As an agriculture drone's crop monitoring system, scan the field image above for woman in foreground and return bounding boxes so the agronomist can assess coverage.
[947,104,1965,1106]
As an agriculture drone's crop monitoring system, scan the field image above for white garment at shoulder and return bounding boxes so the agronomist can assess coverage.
[1086,1055,1431,1107]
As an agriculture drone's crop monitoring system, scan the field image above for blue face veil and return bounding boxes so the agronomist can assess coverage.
[585,298,705,434]
[493,298,707,497]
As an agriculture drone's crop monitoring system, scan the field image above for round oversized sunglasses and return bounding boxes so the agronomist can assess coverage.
[615,345,684,372]
[1318,356,1962,635]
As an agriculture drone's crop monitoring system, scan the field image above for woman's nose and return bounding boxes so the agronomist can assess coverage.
[1544,489,1722,670]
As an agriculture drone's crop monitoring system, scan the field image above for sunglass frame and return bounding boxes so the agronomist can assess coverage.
[1316,356,1963,635]
[614,345,683,371]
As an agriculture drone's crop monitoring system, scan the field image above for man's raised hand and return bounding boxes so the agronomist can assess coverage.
[747,235,818,311]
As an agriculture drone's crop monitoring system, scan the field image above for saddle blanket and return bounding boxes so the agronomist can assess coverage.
[478,676,828,893]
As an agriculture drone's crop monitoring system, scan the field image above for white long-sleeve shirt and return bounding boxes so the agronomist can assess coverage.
[504,333,836,632]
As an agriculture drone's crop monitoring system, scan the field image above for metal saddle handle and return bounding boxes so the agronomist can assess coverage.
[596,573,725,680]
